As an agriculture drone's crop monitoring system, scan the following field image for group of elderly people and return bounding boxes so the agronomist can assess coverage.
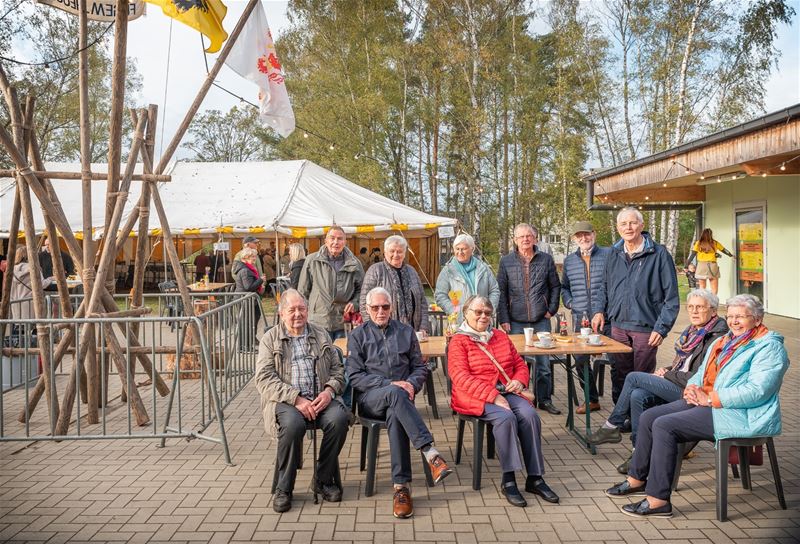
[254,210,790,520]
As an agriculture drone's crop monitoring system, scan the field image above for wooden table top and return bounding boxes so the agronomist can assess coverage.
[334,333,632,358]
[187,282,233,293]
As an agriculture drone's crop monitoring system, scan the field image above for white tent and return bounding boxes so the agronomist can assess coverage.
[1,160,456,238]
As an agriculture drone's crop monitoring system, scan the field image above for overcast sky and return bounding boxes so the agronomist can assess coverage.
[125,0,800,163]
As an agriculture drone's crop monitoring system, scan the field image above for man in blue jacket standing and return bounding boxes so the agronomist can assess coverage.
[593,208,679,403]
[498,223,562,415]
[561,221,611,413]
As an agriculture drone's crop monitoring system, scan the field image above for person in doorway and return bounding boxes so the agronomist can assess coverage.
[685,228,733,295]
[593,207,680,403]
[39,236,75,291]
[497,223,562,415]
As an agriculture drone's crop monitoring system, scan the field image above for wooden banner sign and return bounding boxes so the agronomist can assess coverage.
[35,0,146,21]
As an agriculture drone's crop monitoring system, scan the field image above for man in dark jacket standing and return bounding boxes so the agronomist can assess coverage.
[498,223,562,415]
[561,221,611,414]
[593,207,680,403]
[298,226,364,340]
[39,237,75,291]
[347,287,453,518]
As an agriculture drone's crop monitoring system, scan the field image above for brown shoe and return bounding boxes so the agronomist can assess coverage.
[393,486,413,518]
[576,402,602,414]
[428,455,454,485]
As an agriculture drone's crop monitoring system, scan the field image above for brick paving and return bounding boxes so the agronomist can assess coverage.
[1,308,798,543]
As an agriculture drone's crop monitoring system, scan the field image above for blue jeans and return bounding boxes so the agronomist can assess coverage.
[607,371,683,446]
[510,318,552,404]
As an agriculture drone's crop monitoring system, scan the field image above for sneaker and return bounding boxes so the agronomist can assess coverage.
[589,425,622,445]
[313,480,343,503]
[272,489,292,513]
[393,486,413,518]
[428,455,454,485]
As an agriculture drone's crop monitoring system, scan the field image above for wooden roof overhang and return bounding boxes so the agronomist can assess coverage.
[583,104,800,206]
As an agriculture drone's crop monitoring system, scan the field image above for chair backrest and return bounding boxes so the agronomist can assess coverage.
[158,280,178,293]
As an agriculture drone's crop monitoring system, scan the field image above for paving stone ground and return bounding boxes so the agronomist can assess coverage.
[1,307,798,543]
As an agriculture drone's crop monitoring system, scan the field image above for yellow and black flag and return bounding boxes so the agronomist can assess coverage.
[145,0,228,53]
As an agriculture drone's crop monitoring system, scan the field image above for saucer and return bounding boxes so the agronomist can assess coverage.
[533,342,556,349]
[586,341,605,347]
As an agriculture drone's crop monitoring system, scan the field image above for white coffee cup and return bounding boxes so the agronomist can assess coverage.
[523,327,536,345]
[538,336,554,347]
[537,331,552,341]
[416,331,427,343]
[588,333,601,345]
[580,327,592,337]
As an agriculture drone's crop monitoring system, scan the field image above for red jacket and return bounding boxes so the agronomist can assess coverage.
[448,330,529,416]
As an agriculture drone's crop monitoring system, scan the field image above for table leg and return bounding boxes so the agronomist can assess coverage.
[564,354,575,432]
[581,359,597,455]
[563,354,597,455]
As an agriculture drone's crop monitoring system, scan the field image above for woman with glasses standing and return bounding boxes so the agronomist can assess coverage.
[605,294,789,518]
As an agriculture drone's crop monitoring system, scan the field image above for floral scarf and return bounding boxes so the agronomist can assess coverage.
[383,261,419,329]
[715,324,767,371]
[672,315,720,371]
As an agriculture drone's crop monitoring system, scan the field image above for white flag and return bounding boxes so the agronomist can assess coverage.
[225,2,295,137]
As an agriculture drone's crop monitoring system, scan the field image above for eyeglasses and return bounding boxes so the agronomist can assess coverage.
[368,304,391,311]
[686,304,710,312]
[726,314,754,321]
[469,309,493,317]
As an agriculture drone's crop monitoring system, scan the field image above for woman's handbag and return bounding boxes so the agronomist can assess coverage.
[474,342,536,404]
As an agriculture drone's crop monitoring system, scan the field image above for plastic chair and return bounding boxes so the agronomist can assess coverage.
[158,280,183,331]
[672,436,786,521]
[454,416,495,490]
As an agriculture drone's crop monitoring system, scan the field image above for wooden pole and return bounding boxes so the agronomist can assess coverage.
[78,0,99,420]
[104,0,129,233]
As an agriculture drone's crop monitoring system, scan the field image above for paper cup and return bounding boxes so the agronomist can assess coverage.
[580,327,592,337]
[523,328,536,345]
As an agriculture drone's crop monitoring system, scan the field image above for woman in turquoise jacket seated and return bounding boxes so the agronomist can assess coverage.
[434,233,499,324]
[604,294,789,518]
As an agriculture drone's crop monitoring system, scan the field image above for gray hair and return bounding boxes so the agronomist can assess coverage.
[513,223,535,238]
[686,288,719,310]
[617,206,644,224]
[452,233,475,250]
[726,294,765,320]
[365,286,392,306]
[278,289,307,312]
[463,294,494,314]
[384,235,408,251]
[240,247,258,261]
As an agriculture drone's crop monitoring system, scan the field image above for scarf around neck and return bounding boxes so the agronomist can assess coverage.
[457,320,493,344]
[673,315,720,369]
[453,257,477,295]
[383,261,418,329]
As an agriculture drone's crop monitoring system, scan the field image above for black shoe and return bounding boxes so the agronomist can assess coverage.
[538,401,561,415]
[273,489,292,513]
[621,498,673,518]
[589,426,622,445]
[604,480,646,498]
[314,480,343,503]
[617,451,633,475]
[500,481,527,507]
[525,477,559,503]
[621,418,632,433]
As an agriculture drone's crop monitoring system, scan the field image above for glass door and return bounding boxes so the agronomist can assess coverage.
[734,206,765,302]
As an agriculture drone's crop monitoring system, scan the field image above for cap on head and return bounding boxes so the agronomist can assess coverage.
[243,235,258,244]
[571,221,594,236]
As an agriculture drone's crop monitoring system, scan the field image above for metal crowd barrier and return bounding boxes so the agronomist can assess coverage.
[0,291,265,465]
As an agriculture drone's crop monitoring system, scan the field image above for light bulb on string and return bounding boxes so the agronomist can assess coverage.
[780,163,786,171]
[699,174,705,180]
[761,172,767,178]
[717,176,722,183]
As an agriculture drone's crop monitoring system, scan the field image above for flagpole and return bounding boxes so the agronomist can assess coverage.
[154,0,260,175]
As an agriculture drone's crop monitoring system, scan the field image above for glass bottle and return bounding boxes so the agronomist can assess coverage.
[559,312,569,336]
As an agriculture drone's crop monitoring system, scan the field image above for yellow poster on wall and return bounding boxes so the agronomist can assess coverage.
[737,222,764,282]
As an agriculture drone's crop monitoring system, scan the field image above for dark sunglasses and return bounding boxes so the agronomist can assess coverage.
[369,304,391,311]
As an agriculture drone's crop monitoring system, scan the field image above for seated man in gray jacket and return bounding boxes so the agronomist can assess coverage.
[347,287,453,519]
[254,289,349,513]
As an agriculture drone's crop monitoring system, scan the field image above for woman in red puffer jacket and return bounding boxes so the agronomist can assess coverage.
[448,295,559,508]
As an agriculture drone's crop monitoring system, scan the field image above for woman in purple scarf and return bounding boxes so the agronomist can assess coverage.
[590,289,729,473]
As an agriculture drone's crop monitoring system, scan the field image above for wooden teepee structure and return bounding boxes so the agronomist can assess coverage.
[0,0,261,435]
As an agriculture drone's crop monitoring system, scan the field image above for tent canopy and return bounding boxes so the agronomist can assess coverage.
[0,160,456,239]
